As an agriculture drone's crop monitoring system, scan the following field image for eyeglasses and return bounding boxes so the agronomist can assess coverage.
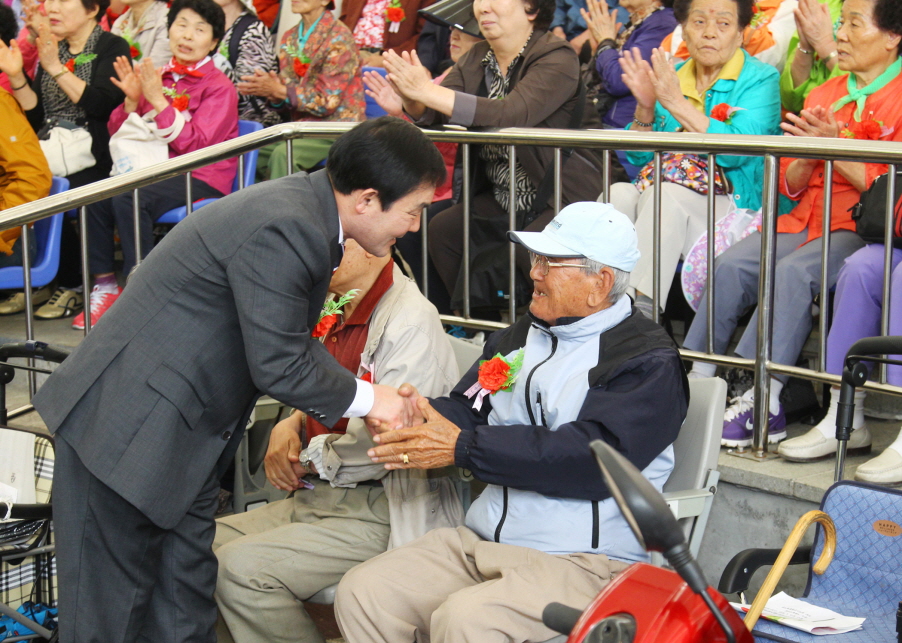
[529,252,590,276]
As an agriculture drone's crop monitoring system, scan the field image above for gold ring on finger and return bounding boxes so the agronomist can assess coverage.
[401,453,409,464]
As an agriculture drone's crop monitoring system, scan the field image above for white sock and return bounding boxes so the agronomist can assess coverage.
[93,281,119,295]
[769,378,783,416]
[689,362,717,379]
[814,386,865,438]
[886,428,902,454]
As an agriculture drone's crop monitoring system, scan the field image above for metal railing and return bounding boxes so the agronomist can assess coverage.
[4,122,902,457]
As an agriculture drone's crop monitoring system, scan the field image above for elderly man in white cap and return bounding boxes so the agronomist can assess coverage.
[334,202,690,643]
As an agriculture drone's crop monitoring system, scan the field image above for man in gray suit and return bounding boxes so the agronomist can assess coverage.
[32,118,446,643]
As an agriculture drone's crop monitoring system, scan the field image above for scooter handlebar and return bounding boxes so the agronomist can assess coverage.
[543,602,582,636]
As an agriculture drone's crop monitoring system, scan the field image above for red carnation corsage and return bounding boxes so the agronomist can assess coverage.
[841,119,891,141]
[311,289,359,338]
[386,0,405,33]
[709,103,744,125]
[463,349,524,411]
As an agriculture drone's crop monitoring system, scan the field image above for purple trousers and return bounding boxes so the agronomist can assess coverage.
[827,244,902,384]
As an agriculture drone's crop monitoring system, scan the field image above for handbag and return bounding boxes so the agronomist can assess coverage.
[851,169,902,248]
[109,109,186,176]
[634,152,731,196]
[37,118,94,177]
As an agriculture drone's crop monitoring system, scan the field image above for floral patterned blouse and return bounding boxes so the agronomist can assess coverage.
[276,10,365,122]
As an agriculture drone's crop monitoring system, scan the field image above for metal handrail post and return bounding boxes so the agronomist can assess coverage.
[752,155,780,456]
[462,144,471,319]
[20,224,35,396]
[818,161,834,372]
[652,152,662,324]
[508,145,517,322]
[79,206,92,333]
[238,154,246,190]
[185,172,194,216]
[602,150,611,202]
[132,188,142,268]
[420,206,429,298]
[553,148,562,215]
[706,154,717,354]
[285,138,294,176]
[880,167,896,383]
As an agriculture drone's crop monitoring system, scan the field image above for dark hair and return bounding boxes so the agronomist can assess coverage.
[874,0,902,54]
[525,0,555,31]
[0,3,17,46]
[673,0,754,30]
[167,0,226,48]
[660,0,674,7]
[327,117,447,211]
[80,0,110,22]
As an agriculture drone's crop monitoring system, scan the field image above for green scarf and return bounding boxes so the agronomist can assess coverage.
[832,57,902,121]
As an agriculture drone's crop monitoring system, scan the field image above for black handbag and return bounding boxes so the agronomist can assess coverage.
[851,169,902,248]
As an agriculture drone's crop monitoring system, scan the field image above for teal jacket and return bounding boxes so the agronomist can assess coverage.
[626,50,782,212]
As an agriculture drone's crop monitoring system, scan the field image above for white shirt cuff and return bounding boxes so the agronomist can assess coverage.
[343,379,374,417]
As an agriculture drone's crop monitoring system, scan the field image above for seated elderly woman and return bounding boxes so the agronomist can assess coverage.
[684,0,902,447]
[776,245,901,483]
[384,0,613,310]
[781,0,842,113]
[78,0,237,329]
[238,0,363,179]
[0,0,129,318]
[580,0,676,127]
[334,203,689,642]
[609,0,782,319]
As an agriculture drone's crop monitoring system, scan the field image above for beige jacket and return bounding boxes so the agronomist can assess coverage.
[310,264,464,548]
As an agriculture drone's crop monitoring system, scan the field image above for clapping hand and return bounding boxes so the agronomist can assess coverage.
[0,35,25,78]
[367,397,460,470]
[619,47,657,111]
[382,49,432,103]
[237,68,284,100]
[581,0,619,49]
[34,21,61,75]
[111,54,142,109]
[647,47,682,110]
[22,0,48,41]
[135,57,167,112]
[363,69,403,118]
[781,105,839,139]
[794,0,835,58]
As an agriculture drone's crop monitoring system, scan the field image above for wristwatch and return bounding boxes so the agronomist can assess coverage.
[299,448,314,472]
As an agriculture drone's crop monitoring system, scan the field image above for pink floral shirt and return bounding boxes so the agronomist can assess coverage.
[352,0,388,49]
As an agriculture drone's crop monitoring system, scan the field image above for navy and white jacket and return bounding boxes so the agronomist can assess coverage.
[432,296,689,562]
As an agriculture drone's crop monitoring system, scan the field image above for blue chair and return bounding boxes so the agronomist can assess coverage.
[362,66,389,119]
[157,119,264,225]
[0,176,68,290]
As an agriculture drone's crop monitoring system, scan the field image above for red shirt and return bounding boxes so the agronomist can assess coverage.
[305,261,395,439]
[778,70,902,244]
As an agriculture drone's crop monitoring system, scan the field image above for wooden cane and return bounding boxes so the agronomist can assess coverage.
[743,510,837,631]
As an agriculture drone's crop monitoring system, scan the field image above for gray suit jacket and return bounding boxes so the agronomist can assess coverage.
[33,170,358,529]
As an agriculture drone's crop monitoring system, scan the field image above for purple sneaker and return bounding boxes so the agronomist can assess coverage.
[721,389,787,447]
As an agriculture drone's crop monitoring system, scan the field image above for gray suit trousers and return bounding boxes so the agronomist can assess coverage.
[53,436,220,643]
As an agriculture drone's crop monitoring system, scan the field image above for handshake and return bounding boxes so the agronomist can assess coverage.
[364,383,461,471]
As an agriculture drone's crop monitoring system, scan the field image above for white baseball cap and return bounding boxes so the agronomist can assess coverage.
[507,202,640,272]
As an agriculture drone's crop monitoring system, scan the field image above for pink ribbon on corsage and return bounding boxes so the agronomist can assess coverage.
[464,381,491,411]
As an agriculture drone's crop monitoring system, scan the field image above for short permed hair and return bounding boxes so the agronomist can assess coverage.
[873,0,902,54]
[0,4,17,46]
[80,0,111,22]
[167,0,226,48]
[673,0,755,30]
[327,117,447,211]
[524,0,556,31]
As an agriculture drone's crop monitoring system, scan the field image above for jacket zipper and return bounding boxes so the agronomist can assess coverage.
[493,329,557,544]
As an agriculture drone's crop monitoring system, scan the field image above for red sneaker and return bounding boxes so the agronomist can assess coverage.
[72,286,122,330]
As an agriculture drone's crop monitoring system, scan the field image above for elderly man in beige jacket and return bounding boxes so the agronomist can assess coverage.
[213,240,463,643]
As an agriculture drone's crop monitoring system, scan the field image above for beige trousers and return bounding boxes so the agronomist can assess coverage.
[608,182,732,304]
[334,526,630,643]
[214,482,390,643]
